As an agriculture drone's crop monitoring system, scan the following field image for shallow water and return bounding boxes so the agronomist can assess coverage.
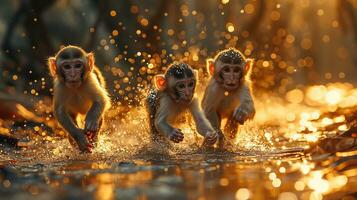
[1,146,356,200]
[1,84,357,200]
[1,126,356,200]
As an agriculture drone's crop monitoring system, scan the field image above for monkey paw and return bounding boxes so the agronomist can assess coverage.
[85,130,98,146]
[169,128,184,143]
[202,131,218,147]
[233,104,255,125]
[73,132,93,153]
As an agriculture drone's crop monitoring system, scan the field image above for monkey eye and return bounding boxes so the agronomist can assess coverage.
[188,82,194,88]
[63,64,71,70]
[223,67,230,73]
[177,83,185,89]
[233,68,240,73]
[74,63,82,69]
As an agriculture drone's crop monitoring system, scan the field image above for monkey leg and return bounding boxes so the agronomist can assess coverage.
[150,127,160,142]
[217,130,226,149]
[224,116,239,140]
[147,107,158,142]
[149,125,172,148]
[146,101,164,145]
[148,118,167,145]
[148,114,172,147]
[146,92,158,143]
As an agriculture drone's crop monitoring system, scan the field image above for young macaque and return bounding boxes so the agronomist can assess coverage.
[146,62,217,146]
[48,45,110,153]
[202,48,255,148]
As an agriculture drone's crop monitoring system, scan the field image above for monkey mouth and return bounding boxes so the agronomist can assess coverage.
[224,83,238,89]
[66,81,81,88]
[226,83,236,86]
[177,97,193,104]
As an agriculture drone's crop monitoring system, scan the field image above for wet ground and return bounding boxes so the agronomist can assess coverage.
[0,144,356,200]
[0,84,357,200]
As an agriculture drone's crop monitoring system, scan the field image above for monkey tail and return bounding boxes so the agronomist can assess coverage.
[92,66,106,89]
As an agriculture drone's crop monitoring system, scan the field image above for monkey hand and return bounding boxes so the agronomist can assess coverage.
[85,130,97,146]
[168,128,184,143]
[73,131,93,153]
[233,104,255,125]
[202,131,218,147]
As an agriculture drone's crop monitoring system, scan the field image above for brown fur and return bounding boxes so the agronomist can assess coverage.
[202,48,255,148]
[48,45,110,152]
[146,62,217,146]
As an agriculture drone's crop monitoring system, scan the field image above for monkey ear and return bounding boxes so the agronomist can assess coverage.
[154,74,166,91]
[48,57,57,77]
[245,58,254,73]
[206,58,215,76]
[87,52,95,72]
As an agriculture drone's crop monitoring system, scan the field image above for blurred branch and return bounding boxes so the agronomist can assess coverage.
[337,0,357,38]
[337,0,357,67]
[1,0,30,60]
[244,0,266,37]
[142,0,168,52]
[1,0,56,65]
[24,0,56,63]
[86,0,106,50]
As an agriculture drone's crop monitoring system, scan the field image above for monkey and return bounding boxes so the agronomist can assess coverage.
[48,45,110,153]
[201,48,255,148]
[146,62,218,146]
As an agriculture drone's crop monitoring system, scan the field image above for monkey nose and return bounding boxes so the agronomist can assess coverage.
[69,69,76,76]
[185,89,191,96]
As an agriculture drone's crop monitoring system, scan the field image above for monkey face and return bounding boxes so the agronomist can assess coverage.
[49,46,95,89]
[60,60,85,89]
[219,64,242,90]
[172,78,196,103]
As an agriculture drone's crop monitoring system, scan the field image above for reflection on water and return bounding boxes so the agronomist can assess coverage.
[0,83,356,200]
[1,151,356,200]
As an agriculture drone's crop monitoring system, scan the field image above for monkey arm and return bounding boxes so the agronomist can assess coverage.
[85,100,107,131]
[201,82,222,130]
[55,104,92,152]
[204,110,221,130]
[190,98,215,137]
[233,83,256,123]
[87,101,105,120]
[85,76,110,132]
[237,83,255,113]
[155,117,175,138]
[203,106,225,147]
[155,109,175,138]
[54,105,81,136]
